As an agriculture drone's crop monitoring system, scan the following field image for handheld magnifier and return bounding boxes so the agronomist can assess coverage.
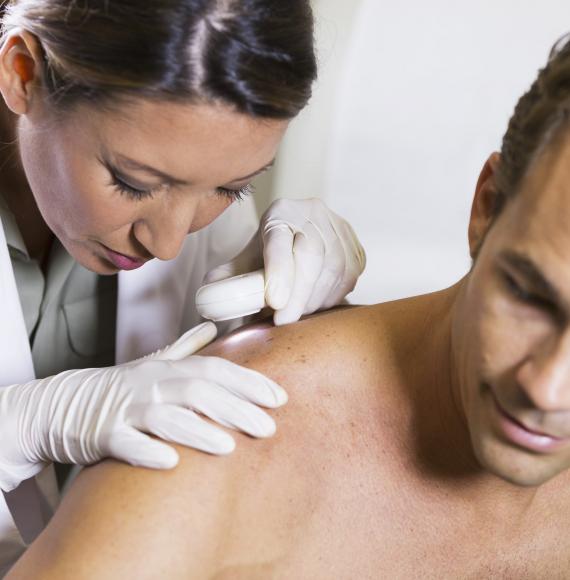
[196,268,267,322]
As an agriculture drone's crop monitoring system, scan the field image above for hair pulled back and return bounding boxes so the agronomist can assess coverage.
[494,34,570,213]
[0,0,317,119]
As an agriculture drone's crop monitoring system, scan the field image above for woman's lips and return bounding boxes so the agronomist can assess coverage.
[102,245,148,271]
[491,393,569,454]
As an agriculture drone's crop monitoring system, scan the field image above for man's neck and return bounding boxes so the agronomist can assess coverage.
[400,283,543,516]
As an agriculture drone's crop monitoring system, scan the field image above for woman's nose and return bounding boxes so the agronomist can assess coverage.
[133,199,197,261]
[516,331,570,411]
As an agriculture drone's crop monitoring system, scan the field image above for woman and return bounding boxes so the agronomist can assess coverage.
[0,0,365,569]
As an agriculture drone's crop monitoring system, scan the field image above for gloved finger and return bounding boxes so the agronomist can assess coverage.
[305,239,346,314]
[273,228,325,326]
[318,271,360,312]
[203,262,241,285]
[261,222,296,310]
[203,235,262,285]
[304,269,344,315]
[335,219,367,276]
[320,225,367,310]
[158,379,277,438]
[131,404,236,455]
[303,245,347,314]
[105,426,180,469]
[177,356,288,408]
[305,220,365,313]
[148,322,218,361]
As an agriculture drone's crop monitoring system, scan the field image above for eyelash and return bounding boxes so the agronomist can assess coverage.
[109,172,254,202]
[110,173,157,201]
[216,183,254,201]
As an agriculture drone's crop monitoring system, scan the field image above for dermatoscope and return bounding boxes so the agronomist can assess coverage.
[195,269,267,322]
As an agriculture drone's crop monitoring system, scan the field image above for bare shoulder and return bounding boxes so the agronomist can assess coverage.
[8,305,392,579]
[203,304,388,404]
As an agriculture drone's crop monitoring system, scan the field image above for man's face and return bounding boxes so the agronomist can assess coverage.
[453,135,570,487]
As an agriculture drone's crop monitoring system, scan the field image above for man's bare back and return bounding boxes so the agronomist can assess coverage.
[9,290,570,579]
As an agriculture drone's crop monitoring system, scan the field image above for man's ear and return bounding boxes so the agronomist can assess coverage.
[468,152,502,259]
[0,30,44,115]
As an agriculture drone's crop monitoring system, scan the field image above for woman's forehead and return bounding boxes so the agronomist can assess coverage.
[64,99,288,184]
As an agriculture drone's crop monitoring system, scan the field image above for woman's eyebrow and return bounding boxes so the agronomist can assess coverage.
[228,159,275,183]
[114,154,190,186]
[114,154,275,185]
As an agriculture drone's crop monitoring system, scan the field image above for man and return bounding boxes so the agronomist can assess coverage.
[7,36,570,580]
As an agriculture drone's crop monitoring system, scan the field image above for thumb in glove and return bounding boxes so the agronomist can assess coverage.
[145,322,218,362]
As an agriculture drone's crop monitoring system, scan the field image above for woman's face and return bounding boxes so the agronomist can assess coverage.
[17,98,288,273]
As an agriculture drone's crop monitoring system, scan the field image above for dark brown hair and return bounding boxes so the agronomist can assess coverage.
[1,0,317,118]
[494,34,570,213]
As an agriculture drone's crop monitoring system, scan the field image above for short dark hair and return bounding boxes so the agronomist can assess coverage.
[1,0,317,119]
[494,34,570,214]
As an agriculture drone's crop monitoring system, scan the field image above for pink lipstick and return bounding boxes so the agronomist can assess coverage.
[103,246,148,271]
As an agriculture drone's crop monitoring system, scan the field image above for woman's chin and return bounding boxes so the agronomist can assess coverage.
[69,245,120,275]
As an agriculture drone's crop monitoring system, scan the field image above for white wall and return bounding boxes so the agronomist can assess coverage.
[260,0,570,304]
[252,0,363,213]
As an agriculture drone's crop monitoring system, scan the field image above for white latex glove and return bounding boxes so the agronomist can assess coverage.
[0,322,287,493]
[204,198,366,326]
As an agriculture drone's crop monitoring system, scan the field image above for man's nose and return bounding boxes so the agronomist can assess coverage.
[133,198,197,261]
[516,330,570,411]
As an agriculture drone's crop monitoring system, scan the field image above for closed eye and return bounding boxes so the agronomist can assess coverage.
[101,157,159,201]
[102,155,255,202]
[110,172,157,201]
[216,183,255,201]
[502,270,556,312]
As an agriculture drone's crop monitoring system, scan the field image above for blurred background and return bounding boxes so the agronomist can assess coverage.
[253,0,570,304]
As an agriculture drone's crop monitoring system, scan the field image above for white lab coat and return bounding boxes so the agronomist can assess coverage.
[0,198,258,575]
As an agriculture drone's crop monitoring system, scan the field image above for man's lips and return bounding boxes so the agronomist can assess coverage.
[490,390,570,452]
[498,403,562,440]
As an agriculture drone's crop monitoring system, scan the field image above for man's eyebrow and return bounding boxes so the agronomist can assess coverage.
[115,155,275,186]
[499,250,560,303]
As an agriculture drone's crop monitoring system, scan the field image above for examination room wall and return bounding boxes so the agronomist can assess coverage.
[255,0,570,304]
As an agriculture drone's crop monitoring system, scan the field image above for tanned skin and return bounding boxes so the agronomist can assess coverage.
[9,140,570,578]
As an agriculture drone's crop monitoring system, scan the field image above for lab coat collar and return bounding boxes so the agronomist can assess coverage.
[0,218,51,558]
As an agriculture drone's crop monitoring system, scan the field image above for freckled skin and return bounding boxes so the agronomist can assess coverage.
[10,300,570,579]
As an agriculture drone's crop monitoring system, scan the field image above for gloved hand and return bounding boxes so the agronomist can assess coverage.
[0,322,287,493]
[204,198,366,326]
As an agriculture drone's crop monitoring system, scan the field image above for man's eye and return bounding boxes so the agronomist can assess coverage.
[502,272,549,309]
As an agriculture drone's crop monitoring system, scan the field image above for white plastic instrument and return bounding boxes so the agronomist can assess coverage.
[196,269,267,322]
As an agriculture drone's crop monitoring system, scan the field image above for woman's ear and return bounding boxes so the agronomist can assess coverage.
[0,30,43,115]
[468,152,502,259]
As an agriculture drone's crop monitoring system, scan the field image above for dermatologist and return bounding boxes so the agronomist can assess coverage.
[0,0,365,571]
